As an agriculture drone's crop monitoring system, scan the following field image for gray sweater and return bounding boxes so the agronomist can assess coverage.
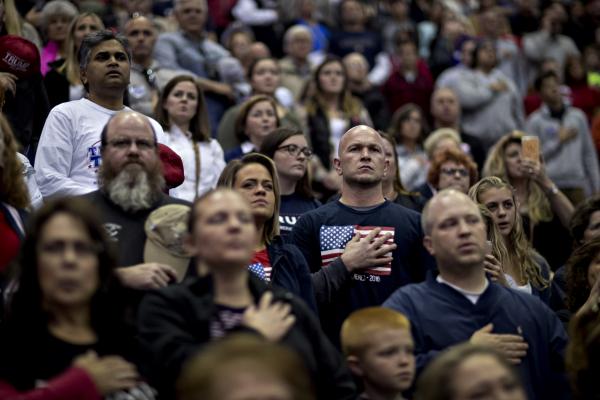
[451,68,524,151]
[525,104,600,195]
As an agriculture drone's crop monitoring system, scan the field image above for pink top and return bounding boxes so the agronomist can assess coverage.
[40,41,61,76]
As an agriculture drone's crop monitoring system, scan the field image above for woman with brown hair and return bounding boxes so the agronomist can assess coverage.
[0,198,155,399]
[155,75,225,201]
[565,238,600,319]
[225,95,281,162]
[303,55,371,192]
[259,127,320,237]
[415,343,527,400]
[217,56,303,151]
[469,176,551,303]
[0,114,30,274]
[388,103,430,191]
[483,130,574,269]
[217,153,316,311]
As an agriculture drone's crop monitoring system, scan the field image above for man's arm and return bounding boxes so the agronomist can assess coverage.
[290,214,352,306]
[115,264,178,290]
[34,108,93,198]
[154,34,184,71]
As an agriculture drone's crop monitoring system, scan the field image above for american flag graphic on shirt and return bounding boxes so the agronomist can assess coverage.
[320,225,395,276]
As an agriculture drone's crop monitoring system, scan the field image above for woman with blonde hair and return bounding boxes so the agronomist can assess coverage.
[483,130,574,269]
[469,176,551,303]
[44,12,104,107]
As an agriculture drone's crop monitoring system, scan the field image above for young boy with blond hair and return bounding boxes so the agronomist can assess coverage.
[341,307,415,400]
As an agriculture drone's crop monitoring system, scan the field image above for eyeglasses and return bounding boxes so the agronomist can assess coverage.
[106,138,156,151]
[39,240,101,258]
[441,167,469,177]
[277,144,313,158]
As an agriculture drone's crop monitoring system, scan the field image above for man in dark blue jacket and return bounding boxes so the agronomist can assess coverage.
[384,189,569,400]
[291,125,434,346]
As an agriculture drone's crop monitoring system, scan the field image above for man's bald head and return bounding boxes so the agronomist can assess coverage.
[101,111,156,148]
[338,125,383,157]
[421,189,478,235]
[334,125,388,188]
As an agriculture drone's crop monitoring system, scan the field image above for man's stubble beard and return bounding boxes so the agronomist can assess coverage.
[100,160,165,212]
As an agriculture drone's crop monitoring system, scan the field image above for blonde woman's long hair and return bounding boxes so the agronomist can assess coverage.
[59,13,105,86]
[3,0,24,37]
[483,130,552,225]
[478,204,508,268]
[469,177,549,289]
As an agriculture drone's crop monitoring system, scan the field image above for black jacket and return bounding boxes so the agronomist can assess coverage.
[268,236,318,313]
[137,274,357,400]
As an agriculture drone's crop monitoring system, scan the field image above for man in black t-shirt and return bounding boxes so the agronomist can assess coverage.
[81,111,188,290]
[291,125,434,345]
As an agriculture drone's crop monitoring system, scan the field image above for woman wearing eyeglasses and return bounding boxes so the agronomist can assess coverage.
[426,148,479,195]
[260,128,321,239]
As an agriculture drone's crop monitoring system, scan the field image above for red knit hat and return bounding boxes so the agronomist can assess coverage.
[158,143,184,192]
[0,35,40,78]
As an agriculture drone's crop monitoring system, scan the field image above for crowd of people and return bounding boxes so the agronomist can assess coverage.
[1,0,600,399]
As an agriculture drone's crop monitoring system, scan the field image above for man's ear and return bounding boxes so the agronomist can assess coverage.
[423,235,435,256]
[333,157,342,176]
[383,158,390,178]
[346,355,364,377]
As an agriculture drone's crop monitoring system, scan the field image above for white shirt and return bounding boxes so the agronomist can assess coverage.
[437,275,489,305]
[505,274,533,294]
[163,125,226,201]
[34,98,166,198]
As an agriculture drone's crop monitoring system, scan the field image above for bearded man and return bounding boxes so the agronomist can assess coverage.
[81,111,188,290]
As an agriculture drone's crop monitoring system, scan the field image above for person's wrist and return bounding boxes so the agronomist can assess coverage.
[544,182,559,196]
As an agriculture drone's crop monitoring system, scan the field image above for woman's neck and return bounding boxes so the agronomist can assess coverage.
[255,221,266,250]
[47,305,96,344]
[401,139,417,152]
[173,121,191,135]
[322,92,340,112]
[279,176,296,195]
[213,269,254,308]
[512,177,528,208]
[249,136,263,150]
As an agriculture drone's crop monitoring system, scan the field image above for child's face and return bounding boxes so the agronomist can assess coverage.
[358,328,415,393]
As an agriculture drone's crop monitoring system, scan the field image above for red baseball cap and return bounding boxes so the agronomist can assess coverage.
[158,143,184,192]
[0,35,40,78]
